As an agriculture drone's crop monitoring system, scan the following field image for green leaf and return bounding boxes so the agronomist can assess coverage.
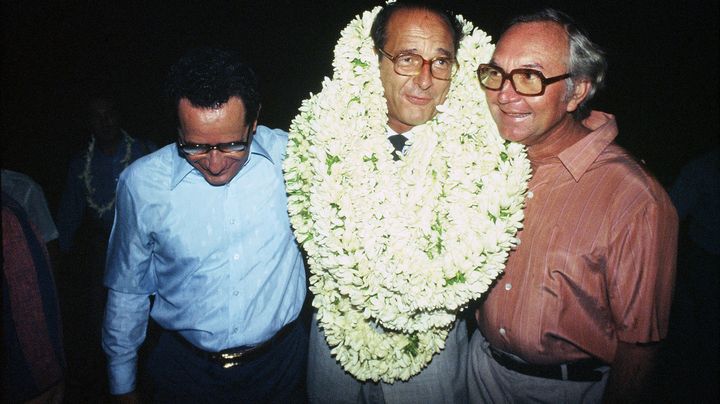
[326,154,340,174]
[446,272,466,285]
[352,58,369,68]
[402,334,420,356]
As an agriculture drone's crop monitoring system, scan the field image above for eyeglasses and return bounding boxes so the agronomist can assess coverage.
[477,64,571,96]
[177,140,250,156]
[377,48,457,81]
[177,126,253,156]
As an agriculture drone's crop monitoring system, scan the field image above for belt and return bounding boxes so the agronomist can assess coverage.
[173,320,296,369]
[488,346,606,382]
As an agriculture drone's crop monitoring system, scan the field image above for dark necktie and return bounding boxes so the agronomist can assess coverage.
[388,134,408,161]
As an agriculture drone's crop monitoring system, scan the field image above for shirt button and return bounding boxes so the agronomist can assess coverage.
[233,254,240,260]
[229,219,236,225]
[233,327,238,333]
[233,291,239,296]
[499,327,506,336]
[504,283,512,291]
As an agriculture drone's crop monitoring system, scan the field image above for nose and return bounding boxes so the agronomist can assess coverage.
[206,150,225,174]
[413,61,433,90]
[496,78,520,104]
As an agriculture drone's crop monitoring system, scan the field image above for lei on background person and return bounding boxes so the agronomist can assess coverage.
[284,4,531,383]
[79,132,134,218]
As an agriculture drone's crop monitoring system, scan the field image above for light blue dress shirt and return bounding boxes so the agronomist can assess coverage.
[102,126,306,395]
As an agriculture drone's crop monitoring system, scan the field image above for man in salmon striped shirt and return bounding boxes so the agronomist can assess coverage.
[470,8,678,403]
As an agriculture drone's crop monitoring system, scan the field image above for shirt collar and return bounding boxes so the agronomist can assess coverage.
[386,126,414,142]
[557,111,618,182]
[170,138,274,189]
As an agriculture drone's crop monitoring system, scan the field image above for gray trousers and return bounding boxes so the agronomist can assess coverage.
[467,330,610,404]
[307,312,469,404]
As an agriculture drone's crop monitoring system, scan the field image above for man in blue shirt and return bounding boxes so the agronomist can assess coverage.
[102,48,306,403]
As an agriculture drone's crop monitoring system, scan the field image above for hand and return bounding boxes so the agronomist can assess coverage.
[603,341,660,403]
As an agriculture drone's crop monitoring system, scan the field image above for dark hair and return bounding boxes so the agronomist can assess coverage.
[371,0,464,56]
[505,8,607,120]
[166,47,260,125]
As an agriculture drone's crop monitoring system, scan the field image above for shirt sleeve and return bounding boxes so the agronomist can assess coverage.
[606,196,678,344]
[102,290,151,395]
[24,180,59,243]
[102,170,156,395]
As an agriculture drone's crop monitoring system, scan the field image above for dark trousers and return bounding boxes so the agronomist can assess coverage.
[146,322,308,404]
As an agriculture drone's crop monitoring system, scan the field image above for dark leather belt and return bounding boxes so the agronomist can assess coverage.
[489,346,606,382]
[173,320,296,369]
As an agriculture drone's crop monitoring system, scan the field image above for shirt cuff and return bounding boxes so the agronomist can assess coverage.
[108,357,138,395]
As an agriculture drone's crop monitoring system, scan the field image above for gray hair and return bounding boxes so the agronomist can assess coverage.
[507,8,607,120]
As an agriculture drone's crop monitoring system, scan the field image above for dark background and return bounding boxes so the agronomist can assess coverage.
[2,0,719,211]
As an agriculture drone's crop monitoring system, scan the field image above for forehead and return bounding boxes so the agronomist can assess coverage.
[178,97,246,121]
[385,8,454,53]
[178,97,248,141]
[493,21,569,71]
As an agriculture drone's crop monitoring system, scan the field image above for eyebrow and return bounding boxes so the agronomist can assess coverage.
[488,59,545,70]
[396,47,454,58]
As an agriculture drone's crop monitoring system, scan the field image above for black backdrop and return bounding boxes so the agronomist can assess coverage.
[3,0,718,211]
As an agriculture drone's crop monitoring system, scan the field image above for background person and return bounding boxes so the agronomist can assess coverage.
[2,192,66,404]
[55,95,155,401]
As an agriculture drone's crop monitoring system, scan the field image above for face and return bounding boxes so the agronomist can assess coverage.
[178,97,256,186]
[379,8,454,134]
[88,98,122,143]
[484,21,585,146]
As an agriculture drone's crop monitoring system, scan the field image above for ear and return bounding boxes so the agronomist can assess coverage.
[566,79,591,113]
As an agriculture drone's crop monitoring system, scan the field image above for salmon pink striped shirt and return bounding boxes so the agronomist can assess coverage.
[478,112,678,365]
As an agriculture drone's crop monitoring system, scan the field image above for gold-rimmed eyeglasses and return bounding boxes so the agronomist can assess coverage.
[377,48,457,81]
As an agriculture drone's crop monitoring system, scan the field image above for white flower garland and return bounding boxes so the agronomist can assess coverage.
[284,6,531,383]
[79,133,134,218]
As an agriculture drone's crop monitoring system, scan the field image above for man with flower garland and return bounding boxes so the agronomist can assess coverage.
[56,95,155,400]
[102,48,306,402]
[58,96,155,254]
[306,2,471,403]
[470,9,678,403]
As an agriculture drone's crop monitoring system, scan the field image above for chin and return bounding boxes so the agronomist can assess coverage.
[203,175,231,186]
[497,129,529,144]
[405,112,437,127]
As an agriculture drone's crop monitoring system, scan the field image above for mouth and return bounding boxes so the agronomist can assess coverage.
[501,109,531,119]
[207,170,225,177]
[405,94,432,106]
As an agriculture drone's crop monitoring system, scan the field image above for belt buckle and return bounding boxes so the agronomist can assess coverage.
[222,360,241,369]
[220,351,247,368]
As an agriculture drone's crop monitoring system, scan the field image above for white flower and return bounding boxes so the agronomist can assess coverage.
[80,132,135,218]
[284,5,531,383]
